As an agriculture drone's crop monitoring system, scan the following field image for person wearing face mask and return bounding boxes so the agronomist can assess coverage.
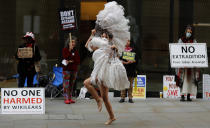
[176,25,200,101]
[62,37,80,104]
[15,32,41,87]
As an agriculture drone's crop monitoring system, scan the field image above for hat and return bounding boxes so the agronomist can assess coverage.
[22,32,35,40]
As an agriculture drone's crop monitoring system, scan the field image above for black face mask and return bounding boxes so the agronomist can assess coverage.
[24,38,33,44]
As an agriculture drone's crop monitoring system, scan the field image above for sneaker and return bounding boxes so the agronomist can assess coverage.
[119,99,125,103]
[187,98,192,102]
[69,99,75,103]
[187,94,192,102]
[64,100,71,104]
[180,95,185,102]
[128,99,134,103]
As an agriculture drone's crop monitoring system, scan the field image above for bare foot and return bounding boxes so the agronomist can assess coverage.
[105,118,116,125]
[97,98,103,112]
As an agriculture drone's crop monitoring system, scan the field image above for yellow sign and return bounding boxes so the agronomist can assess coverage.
[122,52,136,61]
[132,75,146,99]
[133,87,145,98]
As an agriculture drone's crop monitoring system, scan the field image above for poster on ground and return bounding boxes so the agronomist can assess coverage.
[132,75,146,99]
[169,43,208,68]
[163,75,180,99]
[203,74,210,100]
[1,88,45,114]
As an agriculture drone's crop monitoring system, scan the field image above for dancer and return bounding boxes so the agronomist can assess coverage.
[83,1,130,125]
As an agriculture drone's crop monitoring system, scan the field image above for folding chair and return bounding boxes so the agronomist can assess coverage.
[45,66,63,100]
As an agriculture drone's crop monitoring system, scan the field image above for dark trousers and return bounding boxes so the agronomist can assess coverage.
[18,73,35,87]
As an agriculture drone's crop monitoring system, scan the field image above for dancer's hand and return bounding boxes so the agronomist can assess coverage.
[91,29,96,36]
[111,45,117,50]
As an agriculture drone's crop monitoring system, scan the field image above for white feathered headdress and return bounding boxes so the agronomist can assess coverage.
[95,1,130,54]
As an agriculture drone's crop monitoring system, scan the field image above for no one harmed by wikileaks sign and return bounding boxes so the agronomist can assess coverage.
[59,9,76,31]
[1,88,45,114]
[169,43,208,68]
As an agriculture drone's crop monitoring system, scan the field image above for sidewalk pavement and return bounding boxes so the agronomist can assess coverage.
[1,94,210,128]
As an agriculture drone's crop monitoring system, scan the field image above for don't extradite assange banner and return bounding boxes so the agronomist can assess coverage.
[59,9,77,30]
[169,43,208,68]
[1,88,45,114]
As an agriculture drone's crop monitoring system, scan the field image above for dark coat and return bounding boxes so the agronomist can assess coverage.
[121,47,138,77]
[15,43,41,75]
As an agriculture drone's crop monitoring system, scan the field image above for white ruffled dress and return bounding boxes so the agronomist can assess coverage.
[88,37,130,90]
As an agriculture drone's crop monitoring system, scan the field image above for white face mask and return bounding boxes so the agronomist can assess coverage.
[186,32,191,38]
[102,37,108,41]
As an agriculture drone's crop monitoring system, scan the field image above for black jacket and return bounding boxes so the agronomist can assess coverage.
[121,47,138,77]
[15,43,41,74]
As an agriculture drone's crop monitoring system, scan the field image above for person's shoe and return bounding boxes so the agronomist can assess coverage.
[187,94,192,102]
[128,99,134,103]
[180,95,185,102]
[64,99,71,104]
[69,99,75,103]
[119,99,125,103]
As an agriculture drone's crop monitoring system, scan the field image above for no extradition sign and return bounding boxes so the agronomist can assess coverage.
[169,43,208,68]
[1,88,45,114]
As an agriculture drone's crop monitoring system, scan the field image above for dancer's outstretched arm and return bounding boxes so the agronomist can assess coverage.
[85,29,96,48]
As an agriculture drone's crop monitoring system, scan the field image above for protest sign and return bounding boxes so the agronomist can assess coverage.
[1,88,45,114]
[169,43,208,68]
[132,75,146,99]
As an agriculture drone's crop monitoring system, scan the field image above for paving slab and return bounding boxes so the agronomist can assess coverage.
[0,96,210,128]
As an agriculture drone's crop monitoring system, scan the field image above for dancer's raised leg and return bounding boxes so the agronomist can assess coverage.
[84,77,102,112]
[99,84,116,125]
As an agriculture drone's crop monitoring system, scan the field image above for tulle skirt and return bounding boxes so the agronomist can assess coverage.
[90,48,130,90]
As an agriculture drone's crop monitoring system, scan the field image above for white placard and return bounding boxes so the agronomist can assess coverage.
[169,43,208,68]
[1,88,45,114]
[203,74,210,100]
[163,75,180,99]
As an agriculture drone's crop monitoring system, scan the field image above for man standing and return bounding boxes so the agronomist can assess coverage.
[15,32,41,87]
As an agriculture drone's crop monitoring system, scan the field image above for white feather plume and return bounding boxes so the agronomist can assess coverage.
[96,1,130,54]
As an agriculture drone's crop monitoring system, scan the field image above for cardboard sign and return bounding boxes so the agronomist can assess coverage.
[163,75,180,99]
[18,47,33,58]
[132,75,146,99]
[1,88,45,114]
[122,52,136,61]
[203,74,210,100]
[169,43,208,68]
[59,9,77,31]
